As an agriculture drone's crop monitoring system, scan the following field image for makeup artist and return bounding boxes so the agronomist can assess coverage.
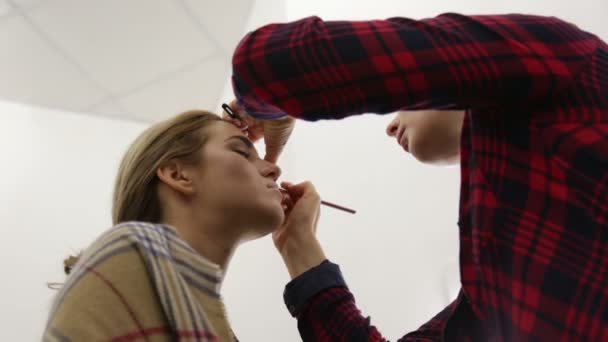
[228,13,608,341]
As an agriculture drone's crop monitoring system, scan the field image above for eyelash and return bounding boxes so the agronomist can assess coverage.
[234,149,250,158]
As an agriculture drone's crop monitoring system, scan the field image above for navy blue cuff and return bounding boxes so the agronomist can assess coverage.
[283,260,346,318]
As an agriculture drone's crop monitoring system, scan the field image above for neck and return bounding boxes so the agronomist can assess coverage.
[162,206,240,271]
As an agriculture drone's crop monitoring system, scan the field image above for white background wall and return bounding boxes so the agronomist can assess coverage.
[1,1,607,341]
[0,101,146,341]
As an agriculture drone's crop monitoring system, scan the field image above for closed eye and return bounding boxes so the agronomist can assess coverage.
[226,135,258,159]
[233,149,250,158]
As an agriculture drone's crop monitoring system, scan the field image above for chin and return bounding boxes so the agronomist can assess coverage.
[235,202,284,242]
[268,207,286,228]
[411,146,460,166]
[255,204,285,233]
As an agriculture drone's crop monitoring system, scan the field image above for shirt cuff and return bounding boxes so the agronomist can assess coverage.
[283,260,346,318]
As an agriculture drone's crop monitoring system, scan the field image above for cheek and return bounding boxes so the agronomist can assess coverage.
[203,154,256,187]
[228,164,261,190]
[407,120,440,158]
[405,121,426,147]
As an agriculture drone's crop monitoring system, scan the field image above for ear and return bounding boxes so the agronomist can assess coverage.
[156,160,196,196]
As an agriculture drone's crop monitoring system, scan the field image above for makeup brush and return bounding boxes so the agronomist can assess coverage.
[280,188,356,214]
[222,103,238,119]
[320,200,356,214]
[222,104,355,215]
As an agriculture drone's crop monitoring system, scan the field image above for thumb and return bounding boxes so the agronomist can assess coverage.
[263,117,295,163]
[264,151,279,164]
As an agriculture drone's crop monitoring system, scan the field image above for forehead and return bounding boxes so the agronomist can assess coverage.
[205,120,244,139]
[205,120,256,148]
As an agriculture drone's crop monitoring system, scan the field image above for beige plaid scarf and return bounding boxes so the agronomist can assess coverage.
[44,222,237,341]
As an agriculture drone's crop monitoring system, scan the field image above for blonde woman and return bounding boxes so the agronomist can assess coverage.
[43,110,320,341]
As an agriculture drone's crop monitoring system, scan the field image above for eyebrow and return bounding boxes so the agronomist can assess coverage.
[225,135,254,149]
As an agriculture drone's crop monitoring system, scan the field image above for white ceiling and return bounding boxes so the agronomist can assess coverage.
[0,0,254,122]
[4,0,606,124]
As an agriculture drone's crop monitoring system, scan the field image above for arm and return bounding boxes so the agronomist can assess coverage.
[232,13,597,120]
[285,260,389,342]
[286,260,469,342]
[276,182,392,341]
[277,182,464,341]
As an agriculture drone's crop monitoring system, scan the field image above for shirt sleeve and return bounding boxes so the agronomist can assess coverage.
[284,260,389,341]
[231,13,597,120]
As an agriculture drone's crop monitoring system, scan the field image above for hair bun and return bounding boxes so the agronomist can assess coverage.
[63,254,80,275]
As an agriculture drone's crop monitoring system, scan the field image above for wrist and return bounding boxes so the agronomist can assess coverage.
[280,237,326,279]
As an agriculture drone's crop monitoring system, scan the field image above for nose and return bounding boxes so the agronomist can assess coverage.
[386,115,400,137]
[259,160,282,181]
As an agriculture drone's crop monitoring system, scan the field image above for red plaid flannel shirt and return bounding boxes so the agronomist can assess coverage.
[232,13,608,341]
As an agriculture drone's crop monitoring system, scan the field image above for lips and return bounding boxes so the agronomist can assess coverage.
[401,139,409,152]
[396,126,405,143]
[267,183,282,197]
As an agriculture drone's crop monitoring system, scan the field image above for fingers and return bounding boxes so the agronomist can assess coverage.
[246,124,264,143]
[280,181,319,202]
[280,188,294,211]
[222,100,250,130]
[279,181,321,237]
[263,117,295,163]
[228,117,248,131]
[228,99,243,114]
[223,99,295,162]
[222,113,248,135]
[264,151,279,164]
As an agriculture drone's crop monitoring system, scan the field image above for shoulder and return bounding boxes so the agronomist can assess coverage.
[45,222,169,340]
[55,221,165,297]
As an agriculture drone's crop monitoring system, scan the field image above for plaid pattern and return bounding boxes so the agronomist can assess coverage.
[232,13,608,341]
[43,222,237,342]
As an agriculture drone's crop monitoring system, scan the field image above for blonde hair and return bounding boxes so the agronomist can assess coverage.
[112,110,222,225]
[47,110,223,280]
[53,110,222,280]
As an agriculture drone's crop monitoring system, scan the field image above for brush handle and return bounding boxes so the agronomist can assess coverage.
[320,200,356,214]
[280,188,356,214]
